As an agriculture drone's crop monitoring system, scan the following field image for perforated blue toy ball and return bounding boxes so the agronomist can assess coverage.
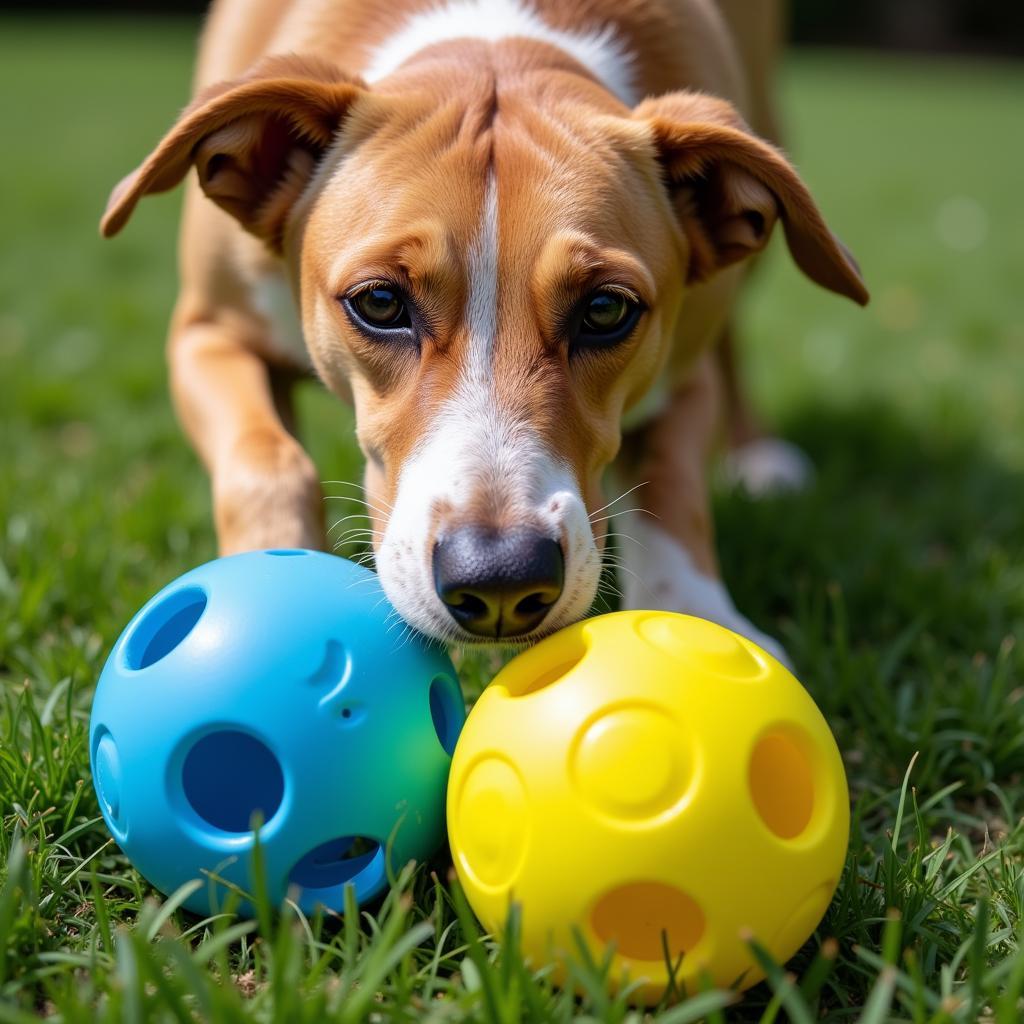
[89,549,464,916]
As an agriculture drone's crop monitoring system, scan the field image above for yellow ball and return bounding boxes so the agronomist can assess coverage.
[447,611,849,1003]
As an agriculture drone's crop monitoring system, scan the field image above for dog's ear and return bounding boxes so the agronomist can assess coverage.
[633,91,868,305]
[101,55,366,251]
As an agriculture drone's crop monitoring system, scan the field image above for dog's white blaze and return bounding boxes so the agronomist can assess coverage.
[377,412,598,642]
[619,513,792,667]
[465,174,499,384]
[375,172,600,642]
[364,0,638,105]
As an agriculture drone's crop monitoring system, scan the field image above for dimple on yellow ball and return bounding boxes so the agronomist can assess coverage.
[447,611,849,1003]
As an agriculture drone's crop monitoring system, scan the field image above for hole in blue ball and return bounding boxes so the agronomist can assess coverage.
[126,586,207,670]
[265,549,308,556]
[287,835,384,900]
[182,730,284,833]
[429,675,463,756]
[92,728,127,841]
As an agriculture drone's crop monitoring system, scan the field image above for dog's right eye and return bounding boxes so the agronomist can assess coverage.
[344,284,413,333]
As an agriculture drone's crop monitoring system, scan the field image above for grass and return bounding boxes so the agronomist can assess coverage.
[1,17,1023,1021]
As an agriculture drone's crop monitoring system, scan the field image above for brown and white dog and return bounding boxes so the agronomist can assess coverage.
[102,0,867,659]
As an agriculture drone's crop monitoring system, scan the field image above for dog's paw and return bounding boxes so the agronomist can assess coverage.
[721,437,814,497]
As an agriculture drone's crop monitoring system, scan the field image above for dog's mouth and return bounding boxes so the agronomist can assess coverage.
[390,590,594,650]
[436,597,583,649]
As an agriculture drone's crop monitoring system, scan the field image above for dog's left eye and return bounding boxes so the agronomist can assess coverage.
[573,289,642,349]
[344,284,413,333]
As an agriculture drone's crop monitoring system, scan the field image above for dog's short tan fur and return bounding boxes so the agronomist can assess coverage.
[103,0,866,655]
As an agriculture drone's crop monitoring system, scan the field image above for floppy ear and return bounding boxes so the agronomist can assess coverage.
[633,92,868,305]
[100,54,366,251]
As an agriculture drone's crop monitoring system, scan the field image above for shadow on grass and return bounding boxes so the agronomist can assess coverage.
[714,399,1024,801]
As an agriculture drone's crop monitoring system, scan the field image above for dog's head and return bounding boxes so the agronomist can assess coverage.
[104,47,866,645]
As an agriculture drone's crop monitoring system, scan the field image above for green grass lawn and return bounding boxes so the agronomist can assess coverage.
[2,17,1024,1022]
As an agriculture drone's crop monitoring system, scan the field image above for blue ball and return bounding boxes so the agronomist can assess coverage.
[89,549,464,916]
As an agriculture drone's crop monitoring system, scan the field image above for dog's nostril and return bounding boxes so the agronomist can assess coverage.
[514,591,556,617]
[450,592,489,617]
[433,527,564,639]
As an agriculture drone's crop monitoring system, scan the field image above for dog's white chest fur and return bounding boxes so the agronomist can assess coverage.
[364,0,638,104]
[251,273,312,369]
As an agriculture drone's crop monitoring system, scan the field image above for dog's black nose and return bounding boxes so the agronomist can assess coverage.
[433,527,564,638]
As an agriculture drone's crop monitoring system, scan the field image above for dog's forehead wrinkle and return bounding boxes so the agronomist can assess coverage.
[457,75,500,141]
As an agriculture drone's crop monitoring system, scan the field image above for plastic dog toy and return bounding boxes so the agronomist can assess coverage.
[447,610,848,1002]
[90,549,464,916]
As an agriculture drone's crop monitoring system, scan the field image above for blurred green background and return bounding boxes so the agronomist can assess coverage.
[3,1,1023,53]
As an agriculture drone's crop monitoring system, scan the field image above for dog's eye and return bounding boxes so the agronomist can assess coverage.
[346,285,412,331]
[584,292,629,332]
[573,289,642,349]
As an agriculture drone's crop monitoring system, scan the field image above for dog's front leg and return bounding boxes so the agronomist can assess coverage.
[169,311,324,556]
[613,355,789,665]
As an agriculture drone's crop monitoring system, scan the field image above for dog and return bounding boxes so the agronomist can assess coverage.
[102,0,867,659]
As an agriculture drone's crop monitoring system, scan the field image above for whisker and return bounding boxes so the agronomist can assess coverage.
[609,563,644,586]
[329,527,385,544]
[589,507,658,527]
[323,497,393,522]
[386,616,409,639]
[342,582,384,600]
[595,577,625,598]
[333,541,380,554]
[343,571,381,588]
[332,532,383,546]
[336,544,378,564]
[588,480,650,521]
[327,513,378,535]
[321,480,394,512]
[333,533,373,547]
[395,625,418,652]
[333,541,378,557]
[602,531,647,549]
[321,485,392,516]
